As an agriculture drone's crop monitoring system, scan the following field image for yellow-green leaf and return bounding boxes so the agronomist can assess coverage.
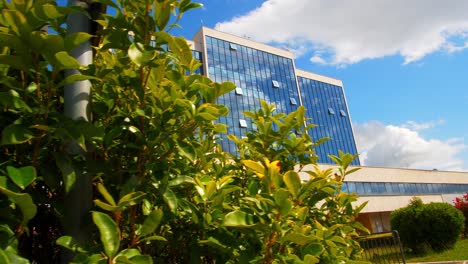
[92,211,120,258]
[283,171,302,198]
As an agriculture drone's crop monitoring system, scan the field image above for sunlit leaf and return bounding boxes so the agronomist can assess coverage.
[55,51,81,70]
[1,124,34,145]
[128,42,154,67]
[138,209,163,237]
[223,210,257,227]
[92,211,120,258]
[56,236,87,253]
[0,187,37,224]
[283,171,301,198]
[6,166,36,190]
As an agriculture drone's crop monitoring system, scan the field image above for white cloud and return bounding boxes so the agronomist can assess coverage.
[402,120,445,131]
[354,121,467,171]
[215,0,468,66]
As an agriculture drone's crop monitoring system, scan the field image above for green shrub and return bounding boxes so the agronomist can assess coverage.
[391,198,465,254]
[390,198,427,253]
[421,202,465,251]
[0,0,369,263]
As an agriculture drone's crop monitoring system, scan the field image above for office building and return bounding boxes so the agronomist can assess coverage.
[190,27,359,165]
[188,27,468,233]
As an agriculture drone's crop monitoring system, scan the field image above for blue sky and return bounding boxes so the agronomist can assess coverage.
[170,0,468,171]
[58,0,468,171]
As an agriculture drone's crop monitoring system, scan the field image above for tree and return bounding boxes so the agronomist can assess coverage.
[0,0,368,263]
[454,192,468,238]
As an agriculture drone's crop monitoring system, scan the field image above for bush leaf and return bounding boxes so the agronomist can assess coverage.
[92,211,120,258]
[6,166,36,190]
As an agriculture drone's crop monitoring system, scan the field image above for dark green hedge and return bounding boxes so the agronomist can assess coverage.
[391,198,465,254]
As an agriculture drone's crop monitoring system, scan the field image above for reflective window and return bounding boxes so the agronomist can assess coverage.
[229,43,237,50]
[272,80,280,88]
[344,182,468,196]
[239,119,247,128]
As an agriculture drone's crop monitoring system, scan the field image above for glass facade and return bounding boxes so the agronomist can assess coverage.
[198,32,360,164]
[205,36,300,153]
[192,50,204,75]
[343,182,468,196]
[298,77,360,165]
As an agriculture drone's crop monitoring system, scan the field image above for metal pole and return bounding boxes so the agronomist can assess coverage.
[63,1,93,262]
[65,0,92,121]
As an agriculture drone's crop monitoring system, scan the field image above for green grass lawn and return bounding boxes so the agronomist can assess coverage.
[405,239,468,263]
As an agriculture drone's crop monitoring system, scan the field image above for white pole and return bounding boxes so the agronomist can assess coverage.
[65,0,92,121]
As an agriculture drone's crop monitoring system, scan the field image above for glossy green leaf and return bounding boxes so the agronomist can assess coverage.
[137,235,167,243]
[0,55,29,71]
[138,209,163,237]
[94,200,121,212]
[33,4,64,20]
[176,141,196,162]
[217,82,236,97]
[223,210,256,227]
[303,254,320,264]
[197,112,217,121]
[154,1,171,31]
[57,74,99,88]
[115,248,140,259]
[199,237,229,252]
[163,188,178,213]
[65,32,93,51]
[54,155,76,194]
[1,124,34,145]
[274,189,292,216]
[303,243,324,256]
[168,176,195,186]
[0,91,31,112]
[128,43,154,67]
[92,211,120,258]
[0,248,29,264]
[118,191,145,207]
[283,171,301,198]
[55,51,81,70]
[180,2,203,12]
[213,123,227,133]
[97,183,116,206]
[170,36,193,66]
[204,181,217,200]
[56,236,87,253]
[6,166,36,190]
[129,255,153,264]
[281,233,312,246]
[2,10,30,36]
[0,249,9,264]
[0,187,37,224]
[241,160,265,176]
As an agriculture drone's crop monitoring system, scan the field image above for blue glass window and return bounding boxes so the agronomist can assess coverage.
[239,119,247,128]
[272,80,280,88]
